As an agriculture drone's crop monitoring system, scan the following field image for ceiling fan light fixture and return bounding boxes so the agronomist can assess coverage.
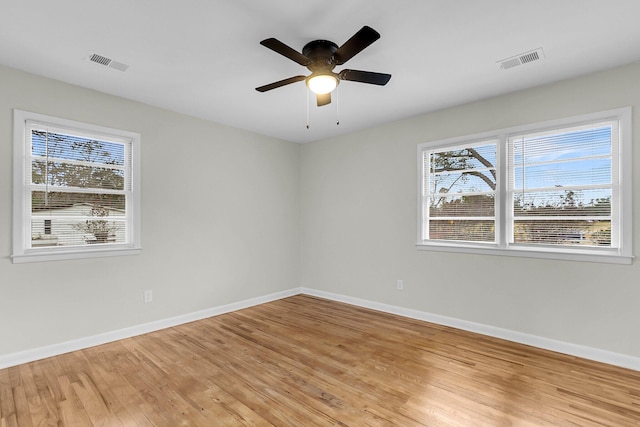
[256,26,391,108]
[306,74,338,94]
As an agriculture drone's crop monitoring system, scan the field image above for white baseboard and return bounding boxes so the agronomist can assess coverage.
[301,288,640,372]
[3,286,639,372]
[0,287,301,370]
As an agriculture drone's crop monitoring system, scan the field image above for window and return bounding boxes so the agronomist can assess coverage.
[423,140,498,243]
[13,110,141,262]
[417,108,632,264]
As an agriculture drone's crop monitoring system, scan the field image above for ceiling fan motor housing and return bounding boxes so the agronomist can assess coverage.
[302,40,339,73]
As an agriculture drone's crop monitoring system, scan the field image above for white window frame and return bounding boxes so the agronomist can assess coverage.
[417,108,633,264]
[12,110,142,263]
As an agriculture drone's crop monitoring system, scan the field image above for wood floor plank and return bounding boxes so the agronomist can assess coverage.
[2,294,639,426]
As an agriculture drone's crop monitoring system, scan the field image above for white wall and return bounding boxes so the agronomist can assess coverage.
[2,61,640,365]
[300,63,640,359]
[0,65,301,356]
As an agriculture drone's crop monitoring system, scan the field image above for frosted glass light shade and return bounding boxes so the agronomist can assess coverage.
[307,74,338,94]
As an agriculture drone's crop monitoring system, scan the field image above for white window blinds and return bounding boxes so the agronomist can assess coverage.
[27,123,132,248]
[423,141,497,243]
[13,109,141,263]
[417,107,631,263]
[507,121,616,248]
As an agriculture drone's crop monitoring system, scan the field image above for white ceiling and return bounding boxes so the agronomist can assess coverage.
[2,1,640,143]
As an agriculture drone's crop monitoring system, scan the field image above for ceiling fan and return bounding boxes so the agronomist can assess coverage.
[256,26,391,107]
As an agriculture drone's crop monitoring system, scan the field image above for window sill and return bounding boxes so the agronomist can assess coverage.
[11,246,142,263]
[416,242,633,265]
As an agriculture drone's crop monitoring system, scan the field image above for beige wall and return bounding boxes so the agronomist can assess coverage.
[0,65,301,355]
[300,63,640,358]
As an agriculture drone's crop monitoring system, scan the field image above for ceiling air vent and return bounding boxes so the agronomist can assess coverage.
[87,52,129,72]
[498,48,545,70]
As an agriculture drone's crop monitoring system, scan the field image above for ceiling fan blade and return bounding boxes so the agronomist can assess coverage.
[256,75,306,92]
[339,69,391,86]
[260,38,311,66]
[334,26,381,65]
[316,93,331,107]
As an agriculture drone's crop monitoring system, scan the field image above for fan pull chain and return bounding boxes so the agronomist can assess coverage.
[306,88,310,129]
[335,87,340,126]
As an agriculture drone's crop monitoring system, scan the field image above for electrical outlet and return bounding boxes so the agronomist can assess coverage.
[144,290,153,303]
[396,280,404,290]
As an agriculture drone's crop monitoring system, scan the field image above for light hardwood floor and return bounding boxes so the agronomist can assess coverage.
[1,295,639,426]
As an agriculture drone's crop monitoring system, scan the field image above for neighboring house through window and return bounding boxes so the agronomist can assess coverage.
[417,108,632,264]
[13,110,141,262]
[44,219,51,235]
